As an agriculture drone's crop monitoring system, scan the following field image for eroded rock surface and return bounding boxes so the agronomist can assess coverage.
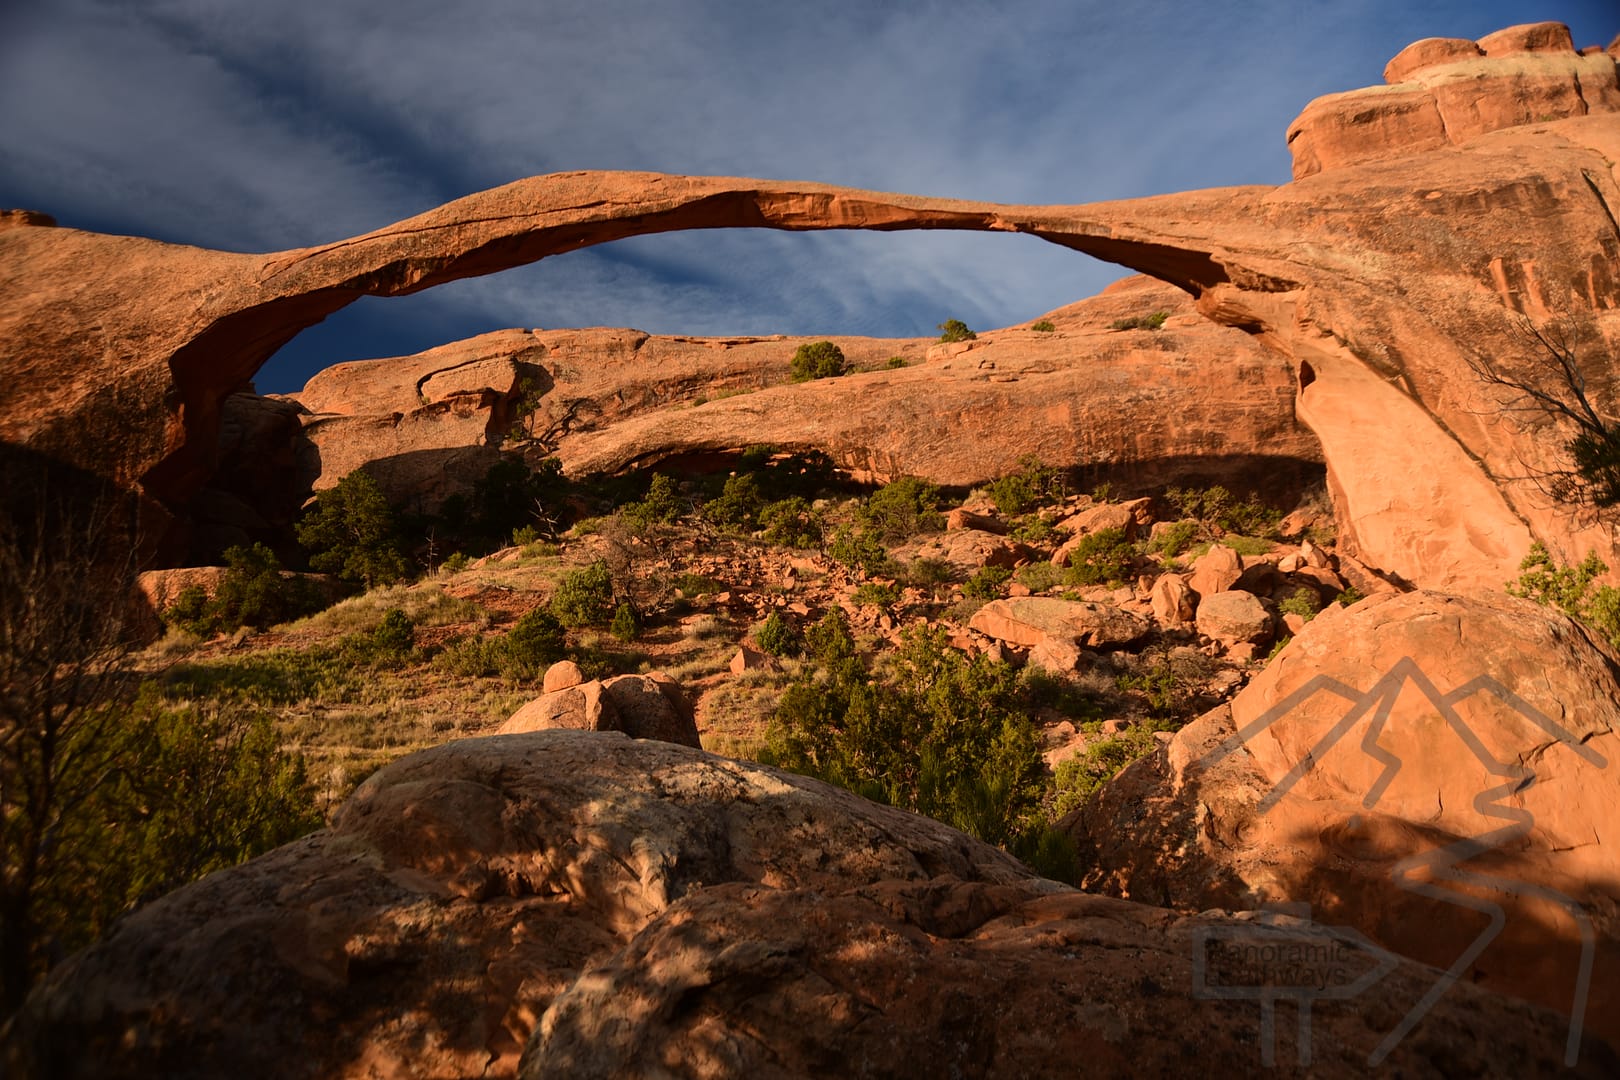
[1069,590,1620,1051]
[4,732,1609,1079]
[4,25,1618,584]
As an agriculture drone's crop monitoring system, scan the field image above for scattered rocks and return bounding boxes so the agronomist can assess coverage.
[1194,589,1273,646]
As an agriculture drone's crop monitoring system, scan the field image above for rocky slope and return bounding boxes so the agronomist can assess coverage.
[267,275,1321,499]
[3,23,1616,587]
[4,732,1608,1079]
[1067,589,1620,1052]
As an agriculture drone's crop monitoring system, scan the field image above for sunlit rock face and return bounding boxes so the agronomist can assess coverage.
[1,21,1616,585]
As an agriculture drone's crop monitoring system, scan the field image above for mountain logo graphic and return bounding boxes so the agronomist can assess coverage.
[1193,656,1608,1067]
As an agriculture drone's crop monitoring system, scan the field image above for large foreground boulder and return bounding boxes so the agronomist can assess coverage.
[1068,590,1620,1054]
[5,731,1609,1078]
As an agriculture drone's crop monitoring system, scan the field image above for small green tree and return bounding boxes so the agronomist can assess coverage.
[859,476,944,543]
[789,341,849,382]
[756,611,802,657]
[549,561,617,629]
[295,470,411,590]
[937,319,977,343]
[610,602,640,643]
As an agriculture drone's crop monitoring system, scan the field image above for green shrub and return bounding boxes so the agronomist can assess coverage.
[962,565,1012,600]
[296,470,411,589]
[164,544,327,635]
[886,356,907,369]
[1508,542,1620,648]
[828,524,893,577]
[704,474,766,531]
[852,581,901,607]
[1051,728,1161,817]
[1030,319,1056,332]
[1222,535,1274,557]
[470,457,569,546]
[985,456,1064,516]
[441,552,471,574]
[507,608,568,674]
[341,608,415,668]
[904,557,956,591]
[1335,586,1365,607]
[622,472,683,532]
[762,626,1048,853]
[610,603,640,643]
[806,606,858,668]
[1109,311,1169,331]
[1166,485,1281,540]
[1278,588,1321,621]
[790,341,849,382]
[759,497,822,548]
[550,561,617,629]
[1015,561,1062,593]
[1062,527,1135,586]
[1146,521,1199,558]
[756,611,802,657]
[937,319,977,343]
[859,476,944,543]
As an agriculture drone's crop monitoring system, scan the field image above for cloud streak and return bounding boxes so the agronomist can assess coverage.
[1,0,1613,390]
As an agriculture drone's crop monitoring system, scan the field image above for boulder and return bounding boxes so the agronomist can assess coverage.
[899,528,1029,574]
[1194,589,1273,646]
[1149,573,1195,627]
[4,733,1601,1079]
[1187,544,1243,600]
[969,597,1150,652]
[728,645,775,674]
[541,659,585,693]
[500,672,698,748]
[503,679,619,734]
[1070,590,1620,1052]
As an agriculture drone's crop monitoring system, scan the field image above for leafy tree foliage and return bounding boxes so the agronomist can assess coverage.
[789,341,849,382]
[858,476,944,544]
[295,470,411,590]
[164,543,326,635]
[549,560,617,629]
[937,319,977,343]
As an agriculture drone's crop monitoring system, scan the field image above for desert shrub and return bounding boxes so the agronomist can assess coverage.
[962,564,1012,600]
[703,473,765,531]
[937,319,977,343]
[296,470,411,589]
[164,544,327,635]
[859,476,944,544]
[763,626,1051,857]
[610,603,640,643]
[1062,527,1135,586]
[441,552,471,574]
[1278,588,1321,621]
[1167,485,1281,540]
[621,472,683,532]
[1110,311,1168,331]
[852,581,901,607]
[828,524,893,577]
[506,608,568,674]
[674,572,726,598]
[550,561,617,629]
[339,608,416,668]
[759,497,822,548]
[1509,542,1620,648]
[1115,649,1212,720]
[1015,561,1062,593]
[903,557,956,591]
[60,692,321,963]
[790,341,849,382]
[985,456,1064,517]
[806,606,858,668]
[755,611,802,657]
[1051,728,1161,817]
[471,457,568,545]
[886,356,907,369]
[1146,521,1199,558]
[1030,319,1056,333]
[1334,586,1365,607]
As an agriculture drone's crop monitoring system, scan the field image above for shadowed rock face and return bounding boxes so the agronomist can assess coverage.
[3,731,1609,1079]
[1,22,1617,587]
[1068,589,1620,1052]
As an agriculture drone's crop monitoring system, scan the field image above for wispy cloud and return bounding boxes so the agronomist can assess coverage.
[2,0,1614,390]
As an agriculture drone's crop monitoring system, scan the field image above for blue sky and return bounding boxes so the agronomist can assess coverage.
[2,1,1614,392]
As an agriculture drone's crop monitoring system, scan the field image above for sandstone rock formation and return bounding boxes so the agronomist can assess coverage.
[500,672,700,748]
[4,732,1608,1078]
[4,21,1616,585]
[1068,589,1620,1053]
[969,597,1150,655]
